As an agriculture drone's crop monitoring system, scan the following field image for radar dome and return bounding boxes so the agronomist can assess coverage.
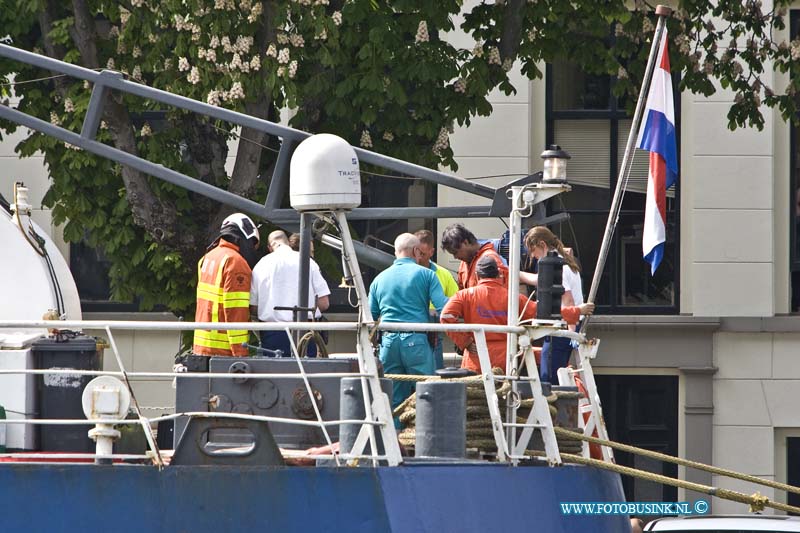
[290,133,361,211]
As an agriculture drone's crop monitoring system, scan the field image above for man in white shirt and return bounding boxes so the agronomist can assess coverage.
[250,230,331,357]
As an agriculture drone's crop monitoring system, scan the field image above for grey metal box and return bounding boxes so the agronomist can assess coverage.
[206,357,360,450]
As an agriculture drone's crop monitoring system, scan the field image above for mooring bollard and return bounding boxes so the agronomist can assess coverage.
[339,377,393,456]
[415,381,466,458]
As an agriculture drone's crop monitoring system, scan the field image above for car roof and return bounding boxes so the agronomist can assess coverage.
[645,514,800,532]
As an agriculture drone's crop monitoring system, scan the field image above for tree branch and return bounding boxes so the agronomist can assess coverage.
[209,0,276,237]
[37,0,71,97]
[499,0,525,62]
[69,0,195,255]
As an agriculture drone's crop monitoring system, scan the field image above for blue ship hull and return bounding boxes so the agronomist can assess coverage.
[0,462,628,532]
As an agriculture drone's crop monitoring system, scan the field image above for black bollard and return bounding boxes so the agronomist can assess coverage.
[415,381,466,458]
[551,385,580,428]
[339,377,393,456]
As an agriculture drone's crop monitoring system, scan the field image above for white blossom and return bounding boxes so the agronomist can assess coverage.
[235,35,254,54]
[50,112,61,126]
[206,90,222,106]
[502,58,513,72]
[415,21,429,43]
[178,57,190,71]
[205,49,217,63]
[278,48,290,64]
[432,127,449,157]
[187,66,200,84]
[277,33,289,45]
[316,28,328,41]
[332,11,342,26]
[487,47,501,65]
[383,131,394,142]
[210,36,220,48]
[132,65,142,80]
[277,66,286,77]
[290,34,305,48]
[791,39,800,61]
[453,78,466,93]
[100,120,108,130]
[130,0,144,6]
[266,44,277,57]
[248,3,263,23]
[106,58,116,69]
[250,55,261,71]
[140,122,152,136]
[360,130,373,148]
[222,36,233,53]
[64,98,74,113]
[230,53,244,70]
[472,43,484,58]
[148,34,157,44]
[229,81,245,100]
[132,46,142,58]
[288,60,298,78]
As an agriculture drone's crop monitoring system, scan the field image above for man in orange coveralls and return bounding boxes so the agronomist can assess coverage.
[440,255,595,373]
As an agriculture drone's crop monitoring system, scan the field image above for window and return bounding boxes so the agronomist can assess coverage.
[545,60,680,313]
[70,239,139,312]
[790,12,800,312]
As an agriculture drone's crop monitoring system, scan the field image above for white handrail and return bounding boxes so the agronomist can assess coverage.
[0,317,592,466]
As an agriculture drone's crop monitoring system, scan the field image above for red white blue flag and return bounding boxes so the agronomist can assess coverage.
[636,29,678,275]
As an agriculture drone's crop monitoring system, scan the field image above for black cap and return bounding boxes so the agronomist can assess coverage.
[476,255,499,279]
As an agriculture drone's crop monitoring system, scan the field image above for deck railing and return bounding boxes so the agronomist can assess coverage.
[0,318,589,467]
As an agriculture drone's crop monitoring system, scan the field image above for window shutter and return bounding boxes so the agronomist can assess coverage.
[553,119,610,190]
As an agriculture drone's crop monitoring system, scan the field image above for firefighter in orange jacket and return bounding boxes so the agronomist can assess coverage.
[440,255,595,373]
[193,213,260,357]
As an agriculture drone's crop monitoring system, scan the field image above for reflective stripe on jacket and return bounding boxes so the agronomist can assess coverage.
[193,239,251,356]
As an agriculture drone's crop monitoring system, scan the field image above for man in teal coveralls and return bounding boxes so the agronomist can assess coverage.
[368,233,449,409]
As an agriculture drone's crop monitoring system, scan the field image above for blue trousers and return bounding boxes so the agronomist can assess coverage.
[540,323,580,383]
[259,330,317,357]
[379,333,434,411]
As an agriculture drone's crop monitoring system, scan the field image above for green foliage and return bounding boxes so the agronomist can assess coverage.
[0,0,796,316]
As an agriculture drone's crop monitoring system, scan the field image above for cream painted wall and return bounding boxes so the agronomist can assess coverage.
[686,78,775,316]
[710,331,800,513]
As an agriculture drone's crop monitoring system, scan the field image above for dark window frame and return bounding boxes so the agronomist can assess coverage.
[789,11,800,313]
[545,62,681,314]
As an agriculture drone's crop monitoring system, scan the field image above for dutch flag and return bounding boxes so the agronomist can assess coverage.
[636,29,678,275]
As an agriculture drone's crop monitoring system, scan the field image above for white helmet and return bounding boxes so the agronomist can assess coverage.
[221,213,259,245]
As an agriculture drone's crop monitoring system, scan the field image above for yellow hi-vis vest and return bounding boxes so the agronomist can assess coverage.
[192,240,251,356]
